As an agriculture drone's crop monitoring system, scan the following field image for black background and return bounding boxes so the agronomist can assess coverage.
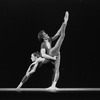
[0,0,97,88]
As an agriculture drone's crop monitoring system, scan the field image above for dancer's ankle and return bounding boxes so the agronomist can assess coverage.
[17,82,23,89]
[52,81,57,87]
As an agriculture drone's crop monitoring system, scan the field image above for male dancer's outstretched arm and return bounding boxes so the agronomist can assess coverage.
[51,29,61,41]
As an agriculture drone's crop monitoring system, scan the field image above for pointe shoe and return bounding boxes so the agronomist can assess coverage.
[16,86,21,90]
[64,11,69,23]
[16,82,23,89]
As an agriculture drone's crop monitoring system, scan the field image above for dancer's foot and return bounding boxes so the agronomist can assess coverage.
[16,82,23,89]
[64,11,69,23]
[46,86,59,91]
[16,86,21,92]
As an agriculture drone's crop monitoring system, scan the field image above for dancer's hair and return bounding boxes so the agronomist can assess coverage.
[33,51,40,58]
[38,30,45,43]
[38,30,52,44]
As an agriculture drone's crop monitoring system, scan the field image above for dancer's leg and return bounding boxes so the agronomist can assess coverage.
[16,63,38,89]
[46,52,60,90]
[49,22,67,56]
[49,11,69,56]
[16,75,30,89]
[51,52,61,87]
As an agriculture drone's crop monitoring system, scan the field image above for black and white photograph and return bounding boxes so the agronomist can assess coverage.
[0,0,97,99]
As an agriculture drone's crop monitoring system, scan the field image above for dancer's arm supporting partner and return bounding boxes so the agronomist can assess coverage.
[41,48,57,60]
[40,24,66,60]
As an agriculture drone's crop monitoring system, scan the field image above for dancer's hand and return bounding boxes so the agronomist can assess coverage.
[64,11,69,23]
[53,56,57,60]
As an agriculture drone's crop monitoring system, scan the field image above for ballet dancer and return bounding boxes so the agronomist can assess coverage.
[38,11,69,90]
[16,52,45,89]
[16,51,57,89]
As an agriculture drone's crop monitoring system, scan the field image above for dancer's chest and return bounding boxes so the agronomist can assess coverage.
[46,42,51,49]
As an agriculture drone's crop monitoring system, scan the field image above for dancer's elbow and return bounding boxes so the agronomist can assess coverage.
[41,53,48,58]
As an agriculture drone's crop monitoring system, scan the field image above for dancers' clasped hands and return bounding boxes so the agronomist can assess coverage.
[53,56,57,60]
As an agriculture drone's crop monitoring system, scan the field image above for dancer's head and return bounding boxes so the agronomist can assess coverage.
[38,30,50,42]
[31,52,40,62]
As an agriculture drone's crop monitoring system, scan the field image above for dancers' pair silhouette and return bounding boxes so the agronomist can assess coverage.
[17,11,69,91]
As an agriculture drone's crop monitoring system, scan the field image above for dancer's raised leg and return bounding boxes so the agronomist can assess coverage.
[49,12,69,56]
[49,23,67,56]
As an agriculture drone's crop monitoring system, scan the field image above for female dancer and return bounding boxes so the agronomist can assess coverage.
[38,11,69,90]
[16,52,46,89]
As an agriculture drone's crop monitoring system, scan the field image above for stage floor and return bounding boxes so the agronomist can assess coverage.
[0,88,100,92]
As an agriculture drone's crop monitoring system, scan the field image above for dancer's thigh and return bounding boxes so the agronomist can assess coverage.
[49,36,65,57]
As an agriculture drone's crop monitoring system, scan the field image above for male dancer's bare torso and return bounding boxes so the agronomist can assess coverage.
[40,36,60,58]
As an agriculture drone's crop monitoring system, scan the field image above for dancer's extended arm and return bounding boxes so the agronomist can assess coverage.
[51,23,66,41]
[51,29,61,41]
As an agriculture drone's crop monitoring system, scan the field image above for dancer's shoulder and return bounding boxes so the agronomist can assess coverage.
[41,42,47,48]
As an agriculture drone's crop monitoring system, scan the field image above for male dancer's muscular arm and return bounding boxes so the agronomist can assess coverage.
[51,31,60,41]
[41,48,55,60]
[40,43,56,60]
